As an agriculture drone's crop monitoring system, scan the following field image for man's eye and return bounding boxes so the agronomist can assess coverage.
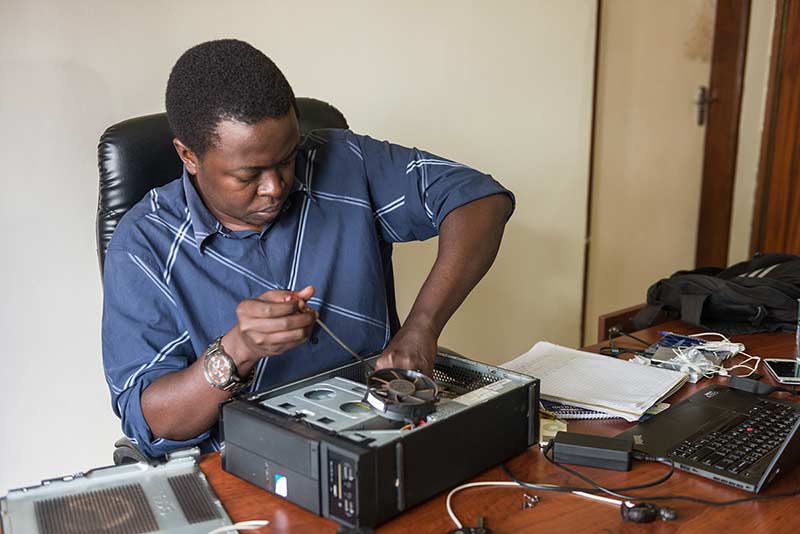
[279,158,293,168]
[235,175,258,183]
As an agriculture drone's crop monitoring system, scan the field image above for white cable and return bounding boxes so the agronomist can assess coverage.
[669,331,760,378]
[697,341,745,354]
[208,520,270,534]
[572,491,627,507]
[446,481,528,528]
[670,347,761,378]
[723,351,761,377]
[689,332,731,342]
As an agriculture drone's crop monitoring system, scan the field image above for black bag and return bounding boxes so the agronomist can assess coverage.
[633,253,800,335]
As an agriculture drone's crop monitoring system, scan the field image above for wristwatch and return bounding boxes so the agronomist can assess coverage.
[202,336,255,393]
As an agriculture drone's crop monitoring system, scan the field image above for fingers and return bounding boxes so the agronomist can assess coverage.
[255,286,315,304]
[244,325,315,349]
[236,312,316,357]
[236,286,320,357]
[294,285,315,301]
[238,305,317,332]
[241,288,320,320]
[239,298,302,319]
[375,351,433,376]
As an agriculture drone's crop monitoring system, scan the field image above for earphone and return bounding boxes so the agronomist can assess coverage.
[621,502,678,523]
[573,491,678,523]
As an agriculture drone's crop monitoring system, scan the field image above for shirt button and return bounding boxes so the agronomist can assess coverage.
[310,336,319,345]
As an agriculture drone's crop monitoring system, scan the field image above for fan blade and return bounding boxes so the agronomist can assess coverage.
[390,370,402,380]
[372,377,390,385]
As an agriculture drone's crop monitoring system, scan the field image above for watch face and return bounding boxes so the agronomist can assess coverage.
[206,354,233,386]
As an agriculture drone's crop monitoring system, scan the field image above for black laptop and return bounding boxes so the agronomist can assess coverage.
[616,384,800,492]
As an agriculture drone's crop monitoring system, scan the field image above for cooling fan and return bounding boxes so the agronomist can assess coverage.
[363,368,439,422]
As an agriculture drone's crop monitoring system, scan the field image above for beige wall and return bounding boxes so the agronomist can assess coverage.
[584,0,715,344]
[0,1,596,493]
[728,0,775,265]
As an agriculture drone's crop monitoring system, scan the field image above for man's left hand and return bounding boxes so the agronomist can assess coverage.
[375,323,438,377]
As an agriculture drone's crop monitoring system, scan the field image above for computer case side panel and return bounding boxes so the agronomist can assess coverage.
[394,384,537,511]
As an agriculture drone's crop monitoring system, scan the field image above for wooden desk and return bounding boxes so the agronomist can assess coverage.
[200,322,800,533]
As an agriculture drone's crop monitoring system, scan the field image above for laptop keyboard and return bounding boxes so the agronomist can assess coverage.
[670,399,800,476]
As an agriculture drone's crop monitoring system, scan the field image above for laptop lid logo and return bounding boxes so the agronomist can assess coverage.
[274,474,288,497]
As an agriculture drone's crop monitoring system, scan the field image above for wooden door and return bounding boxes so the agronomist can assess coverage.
[695,0,752,267]
[751,0,800,254]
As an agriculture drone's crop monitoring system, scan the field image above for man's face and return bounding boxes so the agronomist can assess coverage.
[177,111,300,232]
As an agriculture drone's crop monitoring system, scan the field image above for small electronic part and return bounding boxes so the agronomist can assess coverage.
[448,516,492,534]
[522,493,540,509]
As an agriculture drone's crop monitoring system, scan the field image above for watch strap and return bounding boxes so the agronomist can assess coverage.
[221,365,256,393]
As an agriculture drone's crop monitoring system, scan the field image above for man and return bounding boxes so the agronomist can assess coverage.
[102,39,514,459]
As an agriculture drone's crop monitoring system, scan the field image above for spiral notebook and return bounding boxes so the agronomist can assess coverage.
[540,400,618,420]
[503,341,688,422]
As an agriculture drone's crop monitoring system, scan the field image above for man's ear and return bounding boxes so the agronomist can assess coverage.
[172,138,199,175]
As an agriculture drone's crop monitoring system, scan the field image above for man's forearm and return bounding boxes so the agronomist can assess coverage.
[139,290,316,442]
[140,354,233,441]
[404,193,513,336]
[140,330,258,441]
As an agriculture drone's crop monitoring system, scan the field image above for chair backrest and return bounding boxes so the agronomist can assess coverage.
[96,97,348,276]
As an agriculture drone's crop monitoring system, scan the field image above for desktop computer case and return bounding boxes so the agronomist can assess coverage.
[220,349,539,528]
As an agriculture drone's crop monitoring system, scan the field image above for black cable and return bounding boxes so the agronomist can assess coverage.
[531,441,800,506]
[501,442,675,494]
[618,332,651,347]
[598,347,648,358]
[606,327,652,347]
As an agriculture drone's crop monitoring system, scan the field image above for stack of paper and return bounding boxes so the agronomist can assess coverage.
[502,342,688,422]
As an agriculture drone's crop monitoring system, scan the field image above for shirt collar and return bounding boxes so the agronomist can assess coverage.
[182,166,312,253]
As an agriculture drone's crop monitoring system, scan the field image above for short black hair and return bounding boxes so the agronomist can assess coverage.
[165,39,296,156]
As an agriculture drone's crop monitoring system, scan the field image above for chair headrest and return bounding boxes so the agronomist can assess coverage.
[96,97,348,276]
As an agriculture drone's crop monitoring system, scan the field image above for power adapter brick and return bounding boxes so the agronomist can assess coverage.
[552,431,633,471]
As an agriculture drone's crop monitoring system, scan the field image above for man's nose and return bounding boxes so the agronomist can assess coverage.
[256,169,285,197]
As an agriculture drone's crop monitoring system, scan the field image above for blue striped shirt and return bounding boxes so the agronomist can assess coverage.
[102,129,514,458]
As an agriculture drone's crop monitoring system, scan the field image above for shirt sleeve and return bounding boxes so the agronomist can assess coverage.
[102,246,208,459]
[353,132,515,242]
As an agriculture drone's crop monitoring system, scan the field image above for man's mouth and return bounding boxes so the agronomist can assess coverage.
[256,204,281,215]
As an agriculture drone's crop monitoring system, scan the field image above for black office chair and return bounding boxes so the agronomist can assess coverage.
[97,97,349,464]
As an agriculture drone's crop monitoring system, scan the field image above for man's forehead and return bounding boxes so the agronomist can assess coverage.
[207,114,299,165]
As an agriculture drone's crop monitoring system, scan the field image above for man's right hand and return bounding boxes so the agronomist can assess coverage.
[222,285,318,368]
[141,286,318,441]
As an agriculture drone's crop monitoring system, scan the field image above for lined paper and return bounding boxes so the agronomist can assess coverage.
[502,342,688,421]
